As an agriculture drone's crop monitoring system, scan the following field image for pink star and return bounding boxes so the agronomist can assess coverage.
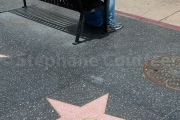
[0,54,8,58]
[47,94,124,120]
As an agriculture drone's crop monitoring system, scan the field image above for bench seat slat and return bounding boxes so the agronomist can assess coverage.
[40,0,81,11]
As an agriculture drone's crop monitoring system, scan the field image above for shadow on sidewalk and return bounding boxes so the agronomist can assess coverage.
[9,6,108,44]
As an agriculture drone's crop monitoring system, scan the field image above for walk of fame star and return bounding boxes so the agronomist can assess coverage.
[0,54,9,58]
[47,94,124,120]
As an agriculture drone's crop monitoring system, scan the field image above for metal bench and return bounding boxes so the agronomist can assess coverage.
[22,0,108,45]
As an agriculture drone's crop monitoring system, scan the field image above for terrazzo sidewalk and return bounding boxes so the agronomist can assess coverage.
[0,0,180,120]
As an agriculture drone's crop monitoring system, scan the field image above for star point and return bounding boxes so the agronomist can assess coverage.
[47,94,124,120]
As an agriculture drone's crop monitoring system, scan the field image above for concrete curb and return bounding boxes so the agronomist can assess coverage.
[116,10,180,31]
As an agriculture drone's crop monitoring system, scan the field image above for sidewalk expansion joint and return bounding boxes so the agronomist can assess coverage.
[159,10,180,22]
[161,106,180,120]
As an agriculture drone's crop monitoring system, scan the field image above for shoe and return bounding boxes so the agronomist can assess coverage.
[107,23,123,32]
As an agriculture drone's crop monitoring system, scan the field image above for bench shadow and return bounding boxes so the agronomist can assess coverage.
[9,6,108,44]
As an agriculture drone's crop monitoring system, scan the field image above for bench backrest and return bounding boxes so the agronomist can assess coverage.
[40,0,83,12]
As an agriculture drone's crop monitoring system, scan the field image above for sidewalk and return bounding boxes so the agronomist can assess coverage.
[116,0,180,27]
[0,0,180,120]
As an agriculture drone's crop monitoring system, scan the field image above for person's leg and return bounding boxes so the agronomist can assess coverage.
[107,0,115,24]
[107,0,123,31]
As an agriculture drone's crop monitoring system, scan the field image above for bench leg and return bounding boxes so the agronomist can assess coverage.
[104,0,108,32]
[22,0,27,8]
[72,13,84,45]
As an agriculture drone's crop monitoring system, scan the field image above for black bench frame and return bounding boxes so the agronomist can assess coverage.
[22,0,108,45]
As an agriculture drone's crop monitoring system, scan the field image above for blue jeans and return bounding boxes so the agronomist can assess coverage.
[107,0,115,24]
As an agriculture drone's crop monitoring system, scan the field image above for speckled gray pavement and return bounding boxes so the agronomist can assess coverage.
[1,1,180,120]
